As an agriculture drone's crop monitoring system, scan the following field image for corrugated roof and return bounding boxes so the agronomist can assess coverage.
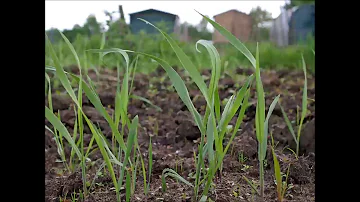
[129,9,178,17]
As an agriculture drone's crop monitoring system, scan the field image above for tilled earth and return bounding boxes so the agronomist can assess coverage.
[45,66,315,202]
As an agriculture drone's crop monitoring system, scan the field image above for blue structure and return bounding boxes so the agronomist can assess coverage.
[129,9,180,34]
[288,4,315,45]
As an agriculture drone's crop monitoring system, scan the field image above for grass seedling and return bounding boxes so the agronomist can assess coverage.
[278,55,308,156]
[270,133,291,202]
[109,12,255,201]
[46,32,143,202]
[192,11,281,199]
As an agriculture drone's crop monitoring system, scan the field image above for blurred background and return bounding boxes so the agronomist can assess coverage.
[45,0,315,73]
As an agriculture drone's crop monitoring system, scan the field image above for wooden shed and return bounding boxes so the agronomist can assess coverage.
[129,9,181,35]
[212,9,252,44]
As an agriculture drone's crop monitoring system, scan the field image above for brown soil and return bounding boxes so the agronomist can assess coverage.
[45,66,315,202]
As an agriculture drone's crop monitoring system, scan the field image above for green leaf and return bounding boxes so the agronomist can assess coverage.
[118,116,139,191]
[137,18,211,107]
[131,94,162,112]
[45,106,82,160]
[271,134,282,201]
[126,170,131,202]
[161,168,193,192]
[262,95,280,160]
[279,102,297,144]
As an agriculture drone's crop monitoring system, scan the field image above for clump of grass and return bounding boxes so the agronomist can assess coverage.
[106,15,254,201]
[194,11,280,199]
[278,55,308,156]
[102,10,279,201]
[45,32,143,202]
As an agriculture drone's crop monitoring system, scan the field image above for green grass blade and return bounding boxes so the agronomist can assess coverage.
[218,75,253,138]
[254,43,265,152]
[45,34,77,102]
[126,170,131,202]
[45,106,82,159]
[88,48,131,130]
[297,55,308,155]
[243,176,260,195]
[278,102,297,144]
[45,73,52,110]
[262,95,280,160]
[137,146,147,194]
[59,31,82,72]
[214,88,221,123]
[129,55,139,96]
[46,67,128,153]
[217,89,251,170]
[195,11,256,68]
[138,18,211,106]
[202,113,216,197]
[131,95,162,112]
[300,55,308,124]
[124,50,205,135]
[70,74,127,152]
[147,137,153,191]
[195,39,221,122]
[118,116,139,192]
[161,168,193,192]
[206,114,215,172]
[271,133,283,201]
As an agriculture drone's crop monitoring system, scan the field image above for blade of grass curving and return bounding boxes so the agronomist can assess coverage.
[131,95,162,112]
[84,135,96,159]
[278,102,297,144]
[217,88,251,170]
[297,55,308,155]
[195,11,256,68]
[69,74,127,152]
[137,19,211,106]
[45,67,128,153]
[124,50,205,134]
[95,127,124,167]
[161,168,193,192]
[218,75,254,140]
[89,161,106,191]
[262,95,280,160]
[88,48,130,131]
[59,32,87,192]
[243,176,260,195]
[45,106,82,159]
[84,119,119,197]
[193,40,222,180]
[195,39,221,124]
[45,34,77,102]
[45,39,120,198]
[45,73,52,109]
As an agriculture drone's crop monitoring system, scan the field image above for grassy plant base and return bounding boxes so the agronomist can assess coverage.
[45,67,314,202]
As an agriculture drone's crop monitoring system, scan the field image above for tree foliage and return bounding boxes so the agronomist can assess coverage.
[285,0,315,9]
[249,6,273,41]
